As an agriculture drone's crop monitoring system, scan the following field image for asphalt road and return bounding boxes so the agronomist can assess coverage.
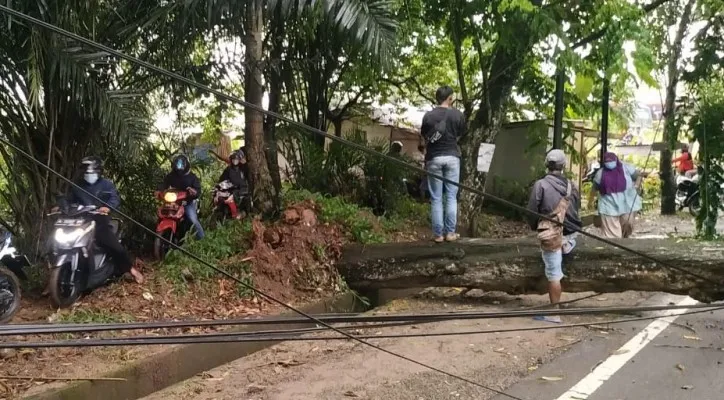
[493,294,724,400]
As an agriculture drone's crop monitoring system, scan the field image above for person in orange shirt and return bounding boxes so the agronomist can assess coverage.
[673,144,696,178]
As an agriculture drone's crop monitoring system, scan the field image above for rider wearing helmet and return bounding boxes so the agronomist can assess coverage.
[66,156,144,284]
[156,154,205,240]
[217,150,250,219]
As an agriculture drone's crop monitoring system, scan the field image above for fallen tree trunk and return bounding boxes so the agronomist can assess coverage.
[337,238,724,302]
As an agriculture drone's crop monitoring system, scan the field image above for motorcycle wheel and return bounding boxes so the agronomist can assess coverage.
[0,267,21,324]
[689,195,701,217]
[49,263,83,309]
[153,230,174,261]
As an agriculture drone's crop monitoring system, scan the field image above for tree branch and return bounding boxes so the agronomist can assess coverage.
[380,76,436,105]
[572,0,673,49]
[450,0,469,114]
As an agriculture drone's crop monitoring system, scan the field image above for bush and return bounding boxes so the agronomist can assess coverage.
[283,188,387,244]
[161,219,253,293]
[278,127,415,217]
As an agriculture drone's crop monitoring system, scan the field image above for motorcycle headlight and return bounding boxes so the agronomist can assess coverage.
[54,228,84,244]
[164,192,178,203]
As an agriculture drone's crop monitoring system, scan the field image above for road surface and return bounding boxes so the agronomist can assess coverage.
[494,294,724,400]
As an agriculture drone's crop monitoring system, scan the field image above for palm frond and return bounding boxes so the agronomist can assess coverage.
[324,0,398,56]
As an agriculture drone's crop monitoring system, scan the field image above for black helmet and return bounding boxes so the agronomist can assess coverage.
[229,151,242,163]
[171,154,190,174]
[80,156,103,174]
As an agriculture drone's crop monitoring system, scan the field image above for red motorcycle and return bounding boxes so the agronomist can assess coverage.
[153,189,192,261]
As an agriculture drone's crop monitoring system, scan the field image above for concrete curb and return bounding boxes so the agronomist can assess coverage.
[25,292,365,400]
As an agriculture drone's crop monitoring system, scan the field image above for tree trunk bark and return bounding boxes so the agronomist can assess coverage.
[244,0,277,215]
[337,238,724,302]
[659,0,697,215]
[457,2,544,236]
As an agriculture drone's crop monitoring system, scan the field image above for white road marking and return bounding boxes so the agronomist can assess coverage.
[554,296,698,400]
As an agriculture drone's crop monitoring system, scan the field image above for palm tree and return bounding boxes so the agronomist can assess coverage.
[139,0,398,214]
[0,1,159,254]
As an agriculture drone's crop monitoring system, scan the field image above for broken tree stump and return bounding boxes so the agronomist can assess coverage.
[337,237,724,302]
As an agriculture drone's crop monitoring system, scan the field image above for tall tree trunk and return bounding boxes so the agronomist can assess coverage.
[458,2,543,236]
[263,9,285,197]
[660,0,697,215]
[244,0,277,215]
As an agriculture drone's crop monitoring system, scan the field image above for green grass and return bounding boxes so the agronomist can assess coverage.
[161,219,253,293]
[283,188,428,244]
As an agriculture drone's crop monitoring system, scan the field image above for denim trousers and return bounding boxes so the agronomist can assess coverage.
[426,156,461,237]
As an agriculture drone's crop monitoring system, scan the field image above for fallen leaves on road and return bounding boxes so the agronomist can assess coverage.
[343,390,359,397]
[540,376,564,382]
[683,335,701,341]
[681,385,694,390]
[613,348,630,356]
[676,364,685,371]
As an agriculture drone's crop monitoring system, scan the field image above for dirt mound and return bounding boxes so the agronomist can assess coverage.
[244,201,343,302]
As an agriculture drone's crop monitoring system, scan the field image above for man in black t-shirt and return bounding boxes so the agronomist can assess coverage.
[420,86,466,243]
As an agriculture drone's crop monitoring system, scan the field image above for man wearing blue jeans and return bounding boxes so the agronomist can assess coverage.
[421,86,466,243]
[157,154,205,240]
[527,150,581,322]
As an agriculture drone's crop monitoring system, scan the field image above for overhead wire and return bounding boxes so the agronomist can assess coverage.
[3,305,722,349]
[0,303,717,337]
[0,126,525,400]
[0,5,717,398]
[0,5,715,290]
[0,10,528,399]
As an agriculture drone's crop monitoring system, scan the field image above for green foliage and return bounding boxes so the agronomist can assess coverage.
[161,220,253,292]
[690,74,724,238]
[279,127,415,217]
[283,188,395,244]
[640,175,662,212]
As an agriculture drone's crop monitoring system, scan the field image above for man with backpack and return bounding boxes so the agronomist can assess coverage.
[420,86,466,243]
[527,149,582,322]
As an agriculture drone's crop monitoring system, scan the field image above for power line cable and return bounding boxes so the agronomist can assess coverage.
[0,137,524,400]
[0,6,715,398]
[0,303,716,336]
[3,305,721,349]
[0,5,715,290]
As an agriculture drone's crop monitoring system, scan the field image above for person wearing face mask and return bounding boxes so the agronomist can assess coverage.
[217,151,250,219]
[156,154,205,240]
[592,152,643,238]
[65,156,144,284]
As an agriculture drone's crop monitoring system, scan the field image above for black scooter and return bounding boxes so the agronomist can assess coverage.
[47,195,122,308]
[0,230,29,323]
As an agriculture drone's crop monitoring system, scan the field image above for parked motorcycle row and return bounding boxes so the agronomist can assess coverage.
[0,177,252,323]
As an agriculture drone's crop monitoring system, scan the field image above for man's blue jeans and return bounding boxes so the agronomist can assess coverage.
[184,202,205,240]
[426,156,461,237]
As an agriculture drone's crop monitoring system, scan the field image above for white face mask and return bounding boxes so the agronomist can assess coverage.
[232,160,240,166]
[84,173,99,185]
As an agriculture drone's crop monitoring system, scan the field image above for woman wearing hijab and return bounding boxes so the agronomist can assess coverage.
[592,152,643,238]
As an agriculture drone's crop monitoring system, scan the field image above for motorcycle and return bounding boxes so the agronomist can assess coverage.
[154,188,194,261]
[47,203,121,308]
[211,180,252,222]
[675,174,701,216]
[0,231,29,323]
